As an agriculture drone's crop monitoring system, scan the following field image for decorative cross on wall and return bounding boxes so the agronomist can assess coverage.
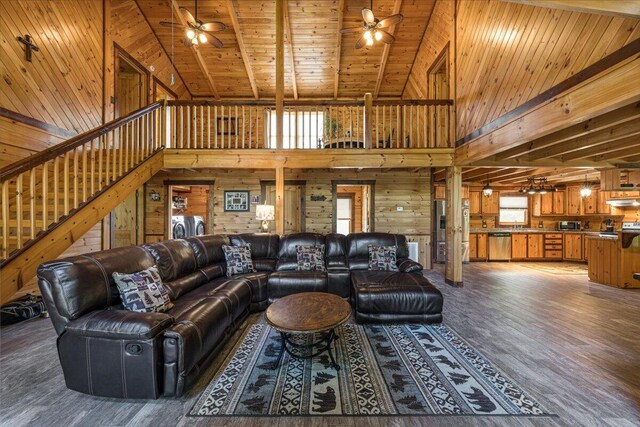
[17,34,39,62]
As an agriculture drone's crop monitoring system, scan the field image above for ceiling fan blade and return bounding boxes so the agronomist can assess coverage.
[355,34,368,49]
[203,32,224,48]
[201,21,226,32]
[377,29,395,44]
[340,26,363,34]
[179,7,196,24]
[160,21,187,29]
[362,8,375,25]
[377,14,403,28]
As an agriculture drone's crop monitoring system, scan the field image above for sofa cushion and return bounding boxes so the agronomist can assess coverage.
[143,240,198,281]
[229,234,279,271]
[296,244,326,272]
[267,271,327,301]
[351,271,443,316]
[37,246,155,335]
[346,233,409,271]
[276,233,326,271]
[185,235,230,268]
[222,244,256,276]
[368,245,399,271]
[112,266,174,313]
[233,272,269,304]
[65,309,174,340]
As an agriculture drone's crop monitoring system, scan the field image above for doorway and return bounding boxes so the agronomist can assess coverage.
[167,183,212,239]
[261,181,306,234]
[110,47,149,247]
[332,182,374,235]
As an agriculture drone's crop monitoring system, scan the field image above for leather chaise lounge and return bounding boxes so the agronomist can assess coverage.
[37,232,443,399]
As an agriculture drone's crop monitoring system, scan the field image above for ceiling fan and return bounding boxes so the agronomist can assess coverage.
[340,1,403,49]
[160,0,226,48]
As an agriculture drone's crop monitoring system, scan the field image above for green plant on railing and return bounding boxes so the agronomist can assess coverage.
[323,116,343,141]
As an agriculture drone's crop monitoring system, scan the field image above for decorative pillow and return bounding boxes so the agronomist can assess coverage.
[296,244,326,272]
[112,266,174,313]
[368,245,400,271]
[222,244,256,276]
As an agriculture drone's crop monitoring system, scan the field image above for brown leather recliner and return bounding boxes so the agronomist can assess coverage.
[37,231,443,399]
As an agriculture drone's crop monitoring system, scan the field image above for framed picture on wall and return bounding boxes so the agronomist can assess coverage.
[224,191,250,212]
[217,117,237,135]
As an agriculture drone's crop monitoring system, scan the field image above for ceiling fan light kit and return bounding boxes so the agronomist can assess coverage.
[160,0,226,48]
[340,1,403,49]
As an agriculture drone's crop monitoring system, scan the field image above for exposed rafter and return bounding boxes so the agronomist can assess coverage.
[283,0,298,100]
[226,0,259,99]
[333,0,345,99]
[374,0,403,99]
[168,0,219,99]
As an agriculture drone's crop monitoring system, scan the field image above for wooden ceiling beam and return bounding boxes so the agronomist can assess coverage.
[494,102,640,160]
[374,0,403,99]
[472,158,617,168]
[283,0,298,100]
[333,0,344,99]
[591,142,640,162]
[456,52,640,165]
[561,134,640,161]
[526,119,640,161]
[500,0,640,19]
[226,0,259,99]
[168,0,219,99]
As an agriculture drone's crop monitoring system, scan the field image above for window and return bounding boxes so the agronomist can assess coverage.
[268,110,324,149]
[499,195,528,225]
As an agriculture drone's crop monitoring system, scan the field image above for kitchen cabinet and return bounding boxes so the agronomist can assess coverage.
[469,191,482,215]
[481,191,500,215]
[583,236,589,261]
[527,234,544,259]
[434,185,446,200]
[533,191,565,216]
[563,234,583,261]
[567,187,581,215]
[544,233,563,259]
[582,190,597,214]
[469,233,487,260]
[597,190,610,214]
[511,234,528,259]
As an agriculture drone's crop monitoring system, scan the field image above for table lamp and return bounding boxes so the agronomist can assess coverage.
[256,204,275,233]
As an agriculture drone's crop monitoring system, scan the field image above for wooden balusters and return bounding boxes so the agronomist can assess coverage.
[16,174,23,249]
[1,181,8,259]
[42,161,48,232]
[29,169,35,239]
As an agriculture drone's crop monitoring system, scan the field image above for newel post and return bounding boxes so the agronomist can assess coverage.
[364,93,373,149]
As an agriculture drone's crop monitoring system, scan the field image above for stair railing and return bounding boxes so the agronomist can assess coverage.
[0,102,164,261]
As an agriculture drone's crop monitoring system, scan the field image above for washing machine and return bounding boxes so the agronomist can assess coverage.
[171,216,187,239]
[183,215,206,237]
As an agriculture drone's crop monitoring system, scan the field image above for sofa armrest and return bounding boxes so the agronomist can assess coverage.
[65,309,174,340]
[397,258,424,273]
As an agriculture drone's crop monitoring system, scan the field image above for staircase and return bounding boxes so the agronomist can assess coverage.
[0,102,166,304]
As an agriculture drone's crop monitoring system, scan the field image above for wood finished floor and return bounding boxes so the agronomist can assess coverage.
[1,262,639,426]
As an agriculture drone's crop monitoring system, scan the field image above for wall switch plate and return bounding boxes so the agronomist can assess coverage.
[396,206,404,211]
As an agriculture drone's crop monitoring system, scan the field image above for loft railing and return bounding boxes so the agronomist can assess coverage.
[165,97,453,150]
[0,102,164,261]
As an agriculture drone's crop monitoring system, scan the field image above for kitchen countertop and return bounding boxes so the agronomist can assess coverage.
[469,228,606,234]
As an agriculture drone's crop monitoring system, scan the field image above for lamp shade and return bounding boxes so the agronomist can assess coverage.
[256,204,275,221]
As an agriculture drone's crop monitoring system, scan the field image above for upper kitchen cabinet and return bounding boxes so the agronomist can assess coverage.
[532,191,565,216]
[469,190,482,215]
[567,186,581,215]
[481,191,500,215]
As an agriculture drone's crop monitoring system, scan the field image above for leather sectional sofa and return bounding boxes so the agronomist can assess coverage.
[37,232,443,399]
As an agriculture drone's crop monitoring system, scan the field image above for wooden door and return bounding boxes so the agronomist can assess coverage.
[477,233,487,259]
[469,233,478,259]
[481,191,500,215]
[527,234,544,259]
[469,191,482,215]
[563,234,583,260]
[266,184,304,234]
[511,234,528,259]
[567,187,581,215]
[112,190,141,247]
[553,191,565,215]
[540,193,553,215]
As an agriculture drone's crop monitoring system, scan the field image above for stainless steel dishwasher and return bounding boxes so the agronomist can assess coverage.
[488,232,512,261]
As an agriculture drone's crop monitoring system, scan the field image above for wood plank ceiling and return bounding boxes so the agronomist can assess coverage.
[135,0,436,99]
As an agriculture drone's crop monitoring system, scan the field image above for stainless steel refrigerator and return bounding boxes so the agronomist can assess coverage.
[434,199,470,264]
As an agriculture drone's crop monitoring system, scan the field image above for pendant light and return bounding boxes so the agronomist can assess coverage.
[482,179,493,198]
[580,175,592,198]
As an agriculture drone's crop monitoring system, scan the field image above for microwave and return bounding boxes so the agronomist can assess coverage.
[558,221,581,230]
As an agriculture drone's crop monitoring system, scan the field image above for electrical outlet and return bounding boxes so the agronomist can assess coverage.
[396,206,404,212]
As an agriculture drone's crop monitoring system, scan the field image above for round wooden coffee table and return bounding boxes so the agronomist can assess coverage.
[265,292,351,371]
